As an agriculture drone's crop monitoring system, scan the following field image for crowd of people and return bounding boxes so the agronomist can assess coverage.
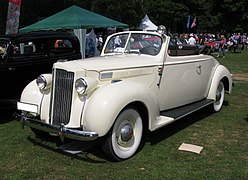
[90,30,248,58]
[172,32,248,58]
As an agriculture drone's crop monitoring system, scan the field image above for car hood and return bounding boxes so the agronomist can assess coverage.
[68,55,160,72]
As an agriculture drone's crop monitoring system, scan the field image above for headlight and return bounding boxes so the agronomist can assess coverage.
[36,75,47,90]
[36,74,52,90]
[75,78,87,95]
[157,25,166,34]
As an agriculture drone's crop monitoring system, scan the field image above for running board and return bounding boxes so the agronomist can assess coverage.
[152,99,214,130]
[160,99,214,120]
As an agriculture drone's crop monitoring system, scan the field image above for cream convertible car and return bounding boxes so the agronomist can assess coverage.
[16,28,232,161]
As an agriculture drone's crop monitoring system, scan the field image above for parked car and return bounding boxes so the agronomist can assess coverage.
[0,31,81,110]
[16,28,232,161]
[168,37,212,56]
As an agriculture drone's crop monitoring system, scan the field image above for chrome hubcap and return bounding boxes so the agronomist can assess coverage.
[216,84,223,102]
[120,123,133,142]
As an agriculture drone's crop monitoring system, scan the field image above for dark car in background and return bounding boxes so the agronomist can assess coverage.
[0,31,81,110]
[168,37,212,56]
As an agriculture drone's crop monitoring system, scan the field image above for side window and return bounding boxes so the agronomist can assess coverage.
[11,40,46,61]
[48,38,75,57]
[0,40,8,60]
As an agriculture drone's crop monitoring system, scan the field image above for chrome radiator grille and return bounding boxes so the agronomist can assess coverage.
[50,69,74,125]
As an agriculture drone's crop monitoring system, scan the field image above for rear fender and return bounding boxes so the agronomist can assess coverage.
[207,65,232,100]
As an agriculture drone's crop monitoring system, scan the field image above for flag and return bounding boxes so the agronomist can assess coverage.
[6,0,22,34]
[186,15,190,30]
[191,17,196,28]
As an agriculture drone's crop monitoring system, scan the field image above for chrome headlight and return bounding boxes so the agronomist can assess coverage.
[75,78,88,95]
[75,77,98,95]
[157,25,166,34]
[36,75,47,90]
[36,74,52,90]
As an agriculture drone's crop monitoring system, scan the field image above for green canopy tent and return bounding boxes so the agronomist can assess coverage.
[19,5,128,57]
[19,5,128,32]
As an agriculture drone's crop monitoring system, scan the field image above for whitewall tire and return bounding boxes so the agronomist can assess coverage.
[213,81,225,112]
[103,107,143,161]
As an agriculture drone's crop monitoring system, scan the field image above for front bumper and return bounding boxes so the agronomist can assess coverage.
[15,113,98,142]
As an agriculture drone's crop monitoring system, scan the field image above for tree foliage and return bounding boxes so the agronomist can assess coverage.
[0,0,247,34]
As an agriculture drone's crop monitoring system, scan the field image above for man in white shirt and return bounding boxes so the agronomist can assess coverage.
[188,33,196,45]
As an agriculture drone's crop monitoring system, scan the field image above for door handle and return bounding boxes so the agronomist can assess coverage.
[196,65,201,74]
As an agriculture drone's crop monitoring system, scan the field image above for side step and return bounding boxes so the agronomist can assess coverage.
[160,99,214,120]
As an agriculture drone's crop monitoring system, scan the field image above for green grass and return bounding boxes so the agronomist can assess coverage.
[217,49,248,74]
[1,49,248,179]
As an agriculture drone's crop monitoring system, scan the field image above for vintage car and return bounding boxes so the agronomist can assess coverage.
[0,31,81,110]
[168,37,212,56]
[16,27,232,161]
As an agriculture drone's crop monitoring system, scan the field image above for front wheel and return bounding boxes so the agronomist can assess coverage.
[102,107,143,161]
[212,81,225,112]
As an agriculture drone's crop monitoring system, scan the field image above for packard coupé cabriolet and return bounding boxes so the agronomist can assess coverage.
[16,26,232,161]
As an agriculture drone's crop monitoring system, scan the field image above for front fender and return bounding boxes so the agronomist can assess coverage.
[20,78,51,122]
[20,80,43,113]
[83,81,159,136]
[207,64,232,100]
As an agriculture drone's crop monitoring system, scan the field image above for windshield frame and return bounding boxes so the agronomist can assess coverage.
[102,32,163,56]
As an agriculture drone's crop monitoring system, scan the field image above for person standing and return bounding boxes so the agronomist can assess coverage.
[218,35,227,58]
[188,33,196,45]
[232,33,239,53]
[241,33,247,50]
[199,33,206,46]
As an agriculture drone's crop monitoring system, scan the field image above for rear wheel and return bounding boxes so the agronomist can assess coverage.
[212,81,225,112]
[102,107,143,161]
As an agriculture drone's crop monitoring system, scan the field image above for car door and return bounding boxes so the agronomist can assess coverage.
[157,55,203,111]
[197,56,216,97]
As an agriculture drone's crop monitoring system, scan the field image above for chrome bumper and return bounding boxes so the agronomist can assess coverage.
[15,113,98,142]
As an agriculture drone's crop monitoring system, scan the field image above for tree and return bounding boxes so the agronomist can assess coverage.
[0,0,8,34]
[0,0,247,35]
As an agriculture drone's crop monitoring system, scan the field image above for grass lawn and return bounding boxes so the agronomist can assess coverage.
[0,49,248,179]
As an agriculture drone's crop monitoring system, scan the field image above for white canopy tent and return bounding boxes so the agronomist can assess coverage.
[138,14,158,31]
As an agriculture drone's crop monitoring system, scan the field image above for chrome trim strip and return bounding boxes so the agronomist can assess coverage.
[80,95,87,127]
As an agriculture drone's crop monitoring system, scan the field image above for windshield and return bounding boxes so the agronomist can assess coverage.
[104,33,162,56]
[0,40,8,61]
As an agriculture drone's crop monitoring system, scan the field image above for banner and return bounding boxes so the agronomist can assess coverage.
[186,15,190,30]
[5,0,22,34]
